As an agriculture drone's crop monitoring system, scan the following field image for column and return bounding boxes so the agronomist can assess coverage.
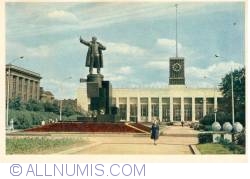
[36,81,40,100]
[16,77,20,97]
[32,81,36,99]
[115,97,119,108]
[137,97,141,122]
[214,97,217,111]
[9,75,13,99]
[126,97,130,122]
[27,80,30,101]
[170,97,173,122]
[159,97,162,122]
[148,97,152,122]
[181,97,184,122]
[21,78,24,98]
[203,97,206,117]
[192,97,196,122]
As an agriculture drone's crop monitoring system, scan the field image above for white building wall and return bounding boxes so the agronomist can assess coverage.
[77,85,222,123]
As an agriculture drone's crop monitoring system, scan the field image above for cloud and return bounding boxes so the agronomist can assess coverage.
[105,42,146,56]
[157,38,182,48]
[47,10,78,23]
[144,60,169,70]
[186,61,243,87]
[119,66,133,75]
[26,45,51,58]
[41,78,77,99]
[6,42,52,60]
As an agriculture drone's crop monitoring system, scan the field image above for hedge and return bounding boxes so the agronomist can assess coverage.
[198,133,213,144]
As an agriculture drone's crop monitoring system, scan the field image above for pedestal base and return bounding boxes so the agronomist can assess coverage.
[87,74,104,88]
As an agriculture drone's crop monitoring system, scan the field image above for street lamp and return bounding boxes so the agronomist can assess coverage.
[214,54,235,124]
[6,56,24,130]
[59,76,72,121]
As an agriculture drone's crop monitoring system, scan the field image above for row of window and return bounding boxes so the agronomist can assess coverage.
[117,103,215,122]
[112,97,217,105]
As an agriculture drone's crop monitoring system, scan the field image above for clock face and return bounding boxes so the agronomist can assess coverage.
[172,63,182,72]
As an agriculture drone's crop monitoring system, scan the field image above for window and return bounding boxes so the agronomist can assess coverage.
[173,98,181,121]
[195,98,203,120]
[151,98,159,119]
[184,98,192,121]
[162,98,170,121]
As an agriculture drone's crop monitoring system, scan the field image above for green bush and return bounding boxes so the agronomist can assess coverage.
[204,125,212,131]
[198,133,213,144]
[9,109,60,129]
[8,109,84,129]
[217,135,245,154]
[199,112,231,126]
[235,131,245,147]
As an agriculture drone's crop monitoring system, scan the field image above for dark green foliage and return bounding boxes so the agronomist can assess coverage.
[9,96,25,110]
[9,109,59,129]
[62,103,76,117]
[200,112,231,126]
[26,99,44,112]
[218,137,245,154]
[44,102,59,113]
[8,97,87,129]
[198,133,213,144]
[219,67,245,126]
[234,131,245,147]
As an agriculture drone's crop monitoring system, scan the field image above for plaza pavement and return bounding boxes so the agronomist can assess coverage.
[56,125,199,154]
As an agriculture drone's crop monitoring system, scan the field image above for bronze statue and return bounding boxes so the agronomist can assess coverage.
[80,36,106,74]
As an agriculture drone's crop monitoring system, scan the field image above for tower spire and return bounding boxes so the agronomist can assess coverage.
[175,4,178,58]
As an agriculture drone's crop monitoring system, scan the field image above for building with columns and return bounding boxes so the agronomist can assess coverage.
[6,64,42,102]
[77,56,223,123]
[77,86,223,123]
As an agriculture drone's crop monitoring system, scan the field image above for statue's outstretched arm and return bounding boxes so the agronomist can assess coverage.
[80,36,90,46]
[99,43,106,50]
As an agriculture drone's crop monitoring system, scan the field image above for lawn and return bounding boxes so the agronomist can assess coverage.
[6,137,89,154]
[197,143,236,154]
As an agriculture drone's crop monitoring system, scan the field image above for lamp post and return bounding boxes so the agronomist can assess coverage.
[214,54,235,124]
[59,76,72,121]
[6,56,24,130]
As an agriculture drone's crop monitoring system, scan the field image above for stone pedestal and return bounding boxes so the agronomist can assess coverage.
[212,133,222,143]
[86,73,112,116]
[224,133,232,142]
[212,132,233,143]
[87,74,104,87]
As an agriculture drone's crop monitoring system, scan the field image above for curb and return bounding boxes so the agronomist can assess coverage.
[189,144,201,155]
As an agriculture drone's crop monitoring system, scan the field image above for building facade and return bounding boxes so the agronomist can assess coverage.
[40,87,55,103]
[77,55,223,123]
[77,86,223,122]
[6,64,42,102]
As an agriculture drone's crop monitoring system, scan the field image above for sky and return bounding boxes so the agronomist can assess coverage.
[5,1,245,99]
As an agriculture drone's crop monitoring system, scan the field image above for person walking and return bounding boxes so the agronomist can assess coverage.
[151,120,160,145]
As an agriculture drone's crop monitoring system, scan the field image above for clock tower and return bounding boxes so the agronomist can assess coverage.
[169,57,185,85]
[169,4,185,85]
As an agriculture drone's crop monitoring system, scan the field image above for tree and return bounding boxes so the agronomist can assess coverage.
[9,96,25,110]
[44,101,59,113]
[219,67,245,125]
[26,99,44,112]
